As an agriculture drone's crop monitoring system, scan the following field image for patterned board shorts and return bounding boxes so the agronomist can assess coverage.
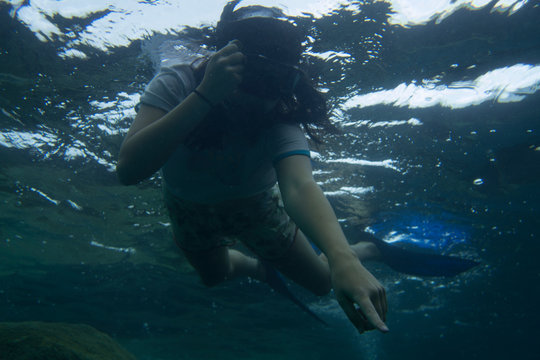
[164,185,298,260]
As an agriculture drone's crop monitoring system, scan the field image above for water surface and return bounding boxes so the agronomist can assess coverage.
[1,1,538,359]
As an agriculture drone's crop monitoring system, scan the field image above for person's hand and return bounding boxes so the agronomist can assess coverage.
[196,40,245,105]
[330,254,389,334]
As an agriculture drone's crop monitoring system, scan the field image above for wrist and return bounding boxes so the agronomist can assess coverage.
[326,247,358,267]
[193,89,213,108]
[195,83,223,106]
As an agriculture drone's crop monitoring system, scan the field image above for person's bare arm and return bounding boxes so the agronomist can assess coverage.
[117,96,209,185]
[117,41,245,185]
[276,154,389,333]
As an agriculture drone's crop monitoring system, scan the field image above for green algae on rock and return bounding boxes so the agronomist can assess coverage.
[0,322,136,360]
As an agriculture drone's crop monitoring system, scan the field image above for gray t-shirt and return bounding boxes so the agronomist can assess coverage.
[139,62,310,203]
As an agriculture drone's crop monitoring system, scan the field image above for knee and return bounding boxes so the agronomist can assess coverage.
[199,272,228,287]
[310,283,332,297]
[183,247,232,288]
[196,262,232,287]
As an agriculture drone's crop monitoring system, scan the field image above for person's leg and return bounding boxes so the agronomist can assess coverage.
[266,230,332,296]
[352,241,382,262]
[263,231,382,296]
[182,231,381,290]
[236,185,383,295]
[317,241,381,264]
[164,189,266,286]
[182,246,265,287]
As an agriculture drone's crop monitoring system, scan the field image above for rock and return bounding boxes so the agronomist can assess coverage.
[0,321,136,360]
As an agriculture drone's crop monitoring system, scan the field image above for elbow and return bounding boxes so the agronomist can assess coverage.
[282,178,317,199]
[116,159,139,186]
[281,178,318,211]
[117,141,145,185]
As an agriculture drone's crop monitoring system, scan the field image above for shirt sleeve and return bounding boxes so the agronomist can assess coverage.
[138,64,196,113]
[266,122,311,165]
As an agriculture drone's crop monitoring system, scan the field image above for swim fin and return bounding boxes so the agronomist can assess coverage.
[261,260,328,326]
[358,231,480,277]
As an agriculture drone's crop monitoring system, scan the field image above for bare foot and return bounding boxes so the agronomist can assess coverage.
[318,241,382,264]
[351,241,382,262]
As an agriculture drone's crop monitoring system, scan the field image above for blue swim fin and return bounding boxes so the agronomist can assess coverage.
[359,232,480,277]
[261,260,328,326]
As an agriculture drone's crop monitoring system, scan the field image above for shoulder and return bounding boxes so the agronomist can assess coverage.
[139,61,201,113]
[266,121,309,147]
[267,121,305,138]
[266,121,310,165]
[149,63,198,92]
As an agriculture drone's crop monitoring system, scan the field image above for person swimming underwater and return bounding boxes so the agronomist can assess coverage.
[117,0,478,332]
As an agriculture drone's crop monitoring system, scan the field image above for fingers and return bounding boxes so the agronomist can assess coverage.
[337,284,389,334]
[217,39,244,57]
[225,65,244,83]
[357,297,389,333]
[200,40,245,99]
[214,42,245,77]
[337,295,387,334]
[336,295,364,331]
[381,287,388,321]
[355,306,374,332]
[370,290,384,323]
[331,257,388,334]
[373,288,386,323]
[223,52,245,66]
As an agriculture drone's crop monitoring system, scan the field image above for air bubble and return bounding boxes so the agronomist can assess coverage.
[473,178,484,185]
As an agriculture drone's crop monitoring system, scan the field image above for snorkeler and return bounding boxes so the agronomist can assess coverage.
[117,0,477,333]
[117,0,388,334]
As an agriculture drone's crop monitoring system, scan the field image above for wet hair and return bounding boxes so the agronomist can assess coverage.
[215,1,304,65]
[186,0,336,150]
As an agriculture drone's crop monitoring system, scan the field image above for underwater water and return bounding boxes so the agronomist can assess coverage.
[1,0,539,359]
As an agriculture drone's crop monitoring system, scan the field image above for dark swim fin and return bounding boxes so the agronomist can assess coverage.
[358,232,480,277]
[261,260,328,326]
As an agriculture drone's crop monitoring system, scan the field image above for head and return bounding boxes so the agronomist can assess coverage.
[215,0,305,99]
[187,0,335,150]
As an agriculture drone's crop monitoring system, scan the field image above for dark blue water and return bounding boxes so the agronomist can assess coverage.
[1,1,539,359]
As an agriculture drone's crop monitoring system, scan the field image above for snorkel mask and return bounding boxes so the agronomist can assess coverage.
[216,0,305,99]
